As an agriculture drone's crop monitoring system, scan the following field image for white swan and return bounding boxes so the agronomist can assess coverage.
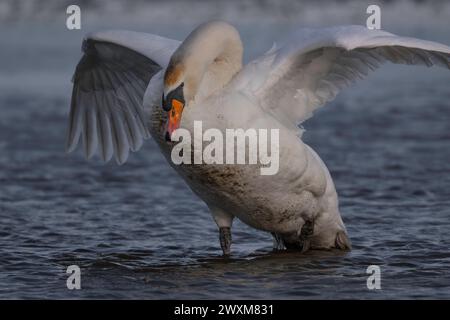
[66,21,450,255]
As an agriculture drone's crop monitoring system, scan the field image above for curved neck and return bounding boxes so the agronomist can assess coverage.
[169,21,243,102]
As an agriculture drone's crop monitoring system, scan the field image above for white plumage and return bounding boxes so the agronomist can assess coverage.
[66,21,450,254]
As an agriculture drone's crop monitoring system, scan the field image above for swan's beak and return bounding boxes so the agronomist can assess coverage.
[165,99,184,141]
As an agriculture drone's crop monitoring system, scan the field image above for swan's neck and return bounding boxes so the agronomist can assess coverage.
[170,21,243,103]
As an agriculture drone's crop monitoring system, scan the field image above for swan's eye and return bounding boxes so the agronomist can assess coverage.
[162,82,185,112]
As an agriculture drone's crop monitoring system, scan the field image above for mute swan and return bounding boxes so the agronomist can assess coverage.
[66,21,450,255]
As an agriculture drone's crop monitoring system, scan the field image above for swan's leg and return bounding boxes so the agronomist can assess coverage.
[271,232,285,250]
[208,205,234,256]
[275,219,315,252]
[219,227,232,256]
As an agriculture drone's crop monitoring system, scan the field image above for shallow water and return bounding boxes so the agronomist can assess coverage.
[1,1,450,299]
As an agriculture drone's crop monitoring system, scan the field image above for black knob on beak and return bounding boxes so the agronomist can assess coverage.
[162,94,172,111]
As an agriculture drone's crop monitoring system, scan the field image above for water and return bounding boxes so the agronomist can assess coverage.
[1,0,450,299]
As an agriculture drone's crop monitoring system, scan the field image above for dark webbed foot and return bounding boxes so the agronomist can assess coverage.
[219,227,232,256]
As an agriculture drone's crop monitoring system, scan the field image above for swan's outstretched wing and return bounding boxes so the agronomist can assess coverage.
[66,30,180,164]
[236,26,450,133]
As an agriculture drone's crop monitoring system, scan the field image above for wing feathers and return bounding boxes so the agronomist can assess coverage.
[82,94,98,159]
[243,26,450,131]
[95,96,114,162]
[65,86,83,153]
[66,31,179,164]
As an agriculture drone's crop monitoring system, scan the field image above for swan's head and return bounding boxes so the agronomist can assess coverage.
[162,56,202,141]
[162,62,187,141]
[161,20,243,141]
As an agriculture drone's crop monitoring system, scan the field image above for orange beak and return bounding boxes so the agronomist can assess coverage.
[165,99,184,141]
